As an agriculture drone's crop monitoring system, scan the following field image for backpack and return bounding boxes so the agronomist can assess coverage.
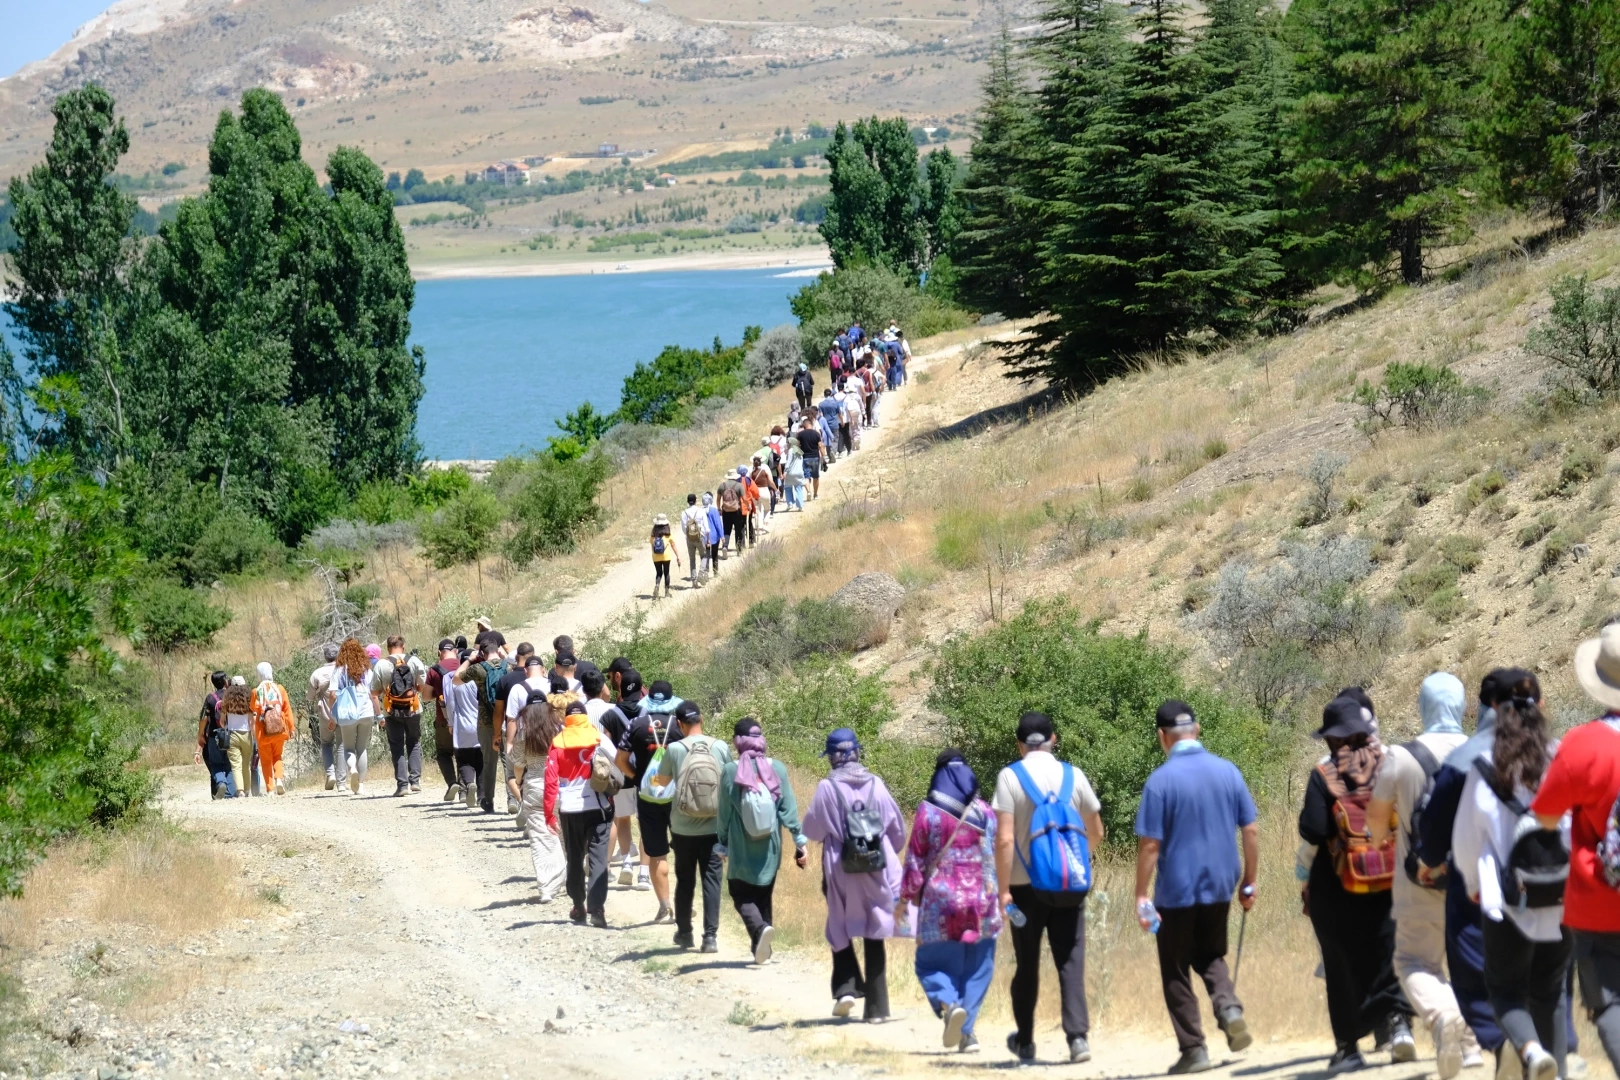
[653,534,666,555]
[1009,760,1092,900]
[385,661,419,715]
[589,747,623,796]
[1319,764,1397,893]
[739,777,779,840]
[684,511,703,541]
[1402,740,1447,890]
[638,717,677,805]
[832,779,887,874]
[333,669,369,723]
[719,484,741,513]
[1599,792,1620,890]
[482,659,510,706]
[674,737,721,819]
[256,684,288,736]
[1475,759,1569,910]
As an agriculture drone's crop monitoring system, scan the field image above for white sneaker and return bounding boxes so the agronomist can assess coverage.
[754,925,774,966]
[348,770,360,794]
[833,995,856,1019]
[617,860,634,887]
[325,773,336,791]
[538,890,553,904]
[1523,1046,1557,1080]
[1436,1018,1465,1080]
[274,779,285,795]
[635,867,652,891]
[943,1005,968,1048]
[464,783,477,810]
[1462,1051,1485,1070]
[443,783,459,803]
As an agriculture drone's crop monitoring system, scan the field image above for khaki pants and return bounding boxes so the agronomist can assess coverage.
[1395,893,1480,1055]
[226,730,254,796]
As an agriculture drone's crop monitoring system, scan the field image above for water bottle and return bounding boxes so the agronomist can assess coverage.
[1006,903,1027,929]
[1137,898,1161,934]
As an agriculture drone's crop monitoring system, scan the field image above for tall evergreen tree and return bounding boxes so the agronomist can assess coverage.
[822,118,925,270]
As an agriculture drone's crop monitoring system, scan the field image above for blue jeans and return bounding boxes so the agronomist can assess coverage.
[915,938,997,1037]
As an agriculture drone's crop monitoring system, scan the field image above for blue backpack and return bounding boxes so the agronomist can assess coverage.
[1010,760,1092,898]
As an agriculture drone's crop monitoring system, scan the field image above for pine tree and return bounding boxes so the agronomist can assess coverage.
[1483,0,1620,228]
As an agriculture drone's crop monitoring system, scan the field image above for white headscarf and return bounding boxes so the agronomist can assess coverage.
[1418,672,1465,734]
[256,662,274,683]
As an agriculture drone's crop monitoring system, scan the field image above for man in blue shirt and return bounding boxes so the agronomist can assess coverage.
[1135,700,1260,1074]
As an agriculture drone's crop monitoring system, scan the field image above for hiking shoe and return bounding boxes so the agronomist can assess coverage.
[480,800,494,814]
[1524,1047,1557,1080]
[673,929,694,949]
[464,785,477,810]
[1389,1017,1417,1063]
[589,912,608,929]
[569,905,586,924]
[1170,1046,1212,1074]
[754,925,775,966]
[942,1005,968,1049]
[635,867,652,891]
[506,801,519,815]
[443,783,458,802]
[1218,1006,1252,1052]
[1005,1033,1035,1065]
[700,936,718,953]
[1327,1046,1366,1075]
[654,902,672,922]
[833,996,856,1019]
[325,774,337,791]
[959,1034,980,1053]
[538,890,553,904]
[348,773,361,795]
[213,782,228,800]
[1436,1018,1465,1080]
[275,779,286,795]
[617,861,634,888]
[393,783,409,797]
[409,782,420,793]
[1070,1036,1091,1064]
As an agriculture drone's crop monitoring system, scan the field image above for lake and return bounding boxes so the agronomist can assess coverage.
[411,269,805,460]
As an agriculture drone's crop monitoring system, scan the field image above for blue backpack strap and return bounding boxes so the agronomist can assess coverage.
[1009,760,1046,805]
[1058,762,1075,807]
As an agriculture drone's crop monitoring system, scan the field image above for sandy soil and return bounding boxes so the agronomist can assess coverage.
[411,249,832,280]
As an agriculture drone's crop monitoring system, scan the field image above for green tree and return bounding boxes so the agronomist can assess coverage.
[921,146,963,264]
[613,332,755,426]
[821,118,959,276]
[419,486,501,569]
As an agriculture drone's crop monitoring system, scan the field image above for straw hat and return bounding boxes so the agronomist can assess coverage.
[1575,625,1620,712]
[652,513,669,526]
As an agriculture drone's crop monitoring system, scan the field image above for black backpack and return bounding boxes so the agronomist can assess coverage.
[1475,759,1569,910]
[831,780,886,874]
[1403,740,1447,889]
[386,661,418,714]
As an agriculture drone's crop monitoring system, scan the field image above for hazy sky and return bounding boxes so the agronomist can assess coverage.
[2,0,118,78]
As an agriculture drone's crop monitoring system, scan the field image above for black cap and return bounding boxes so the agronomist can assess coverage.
[1314,696,1375,740]
[1016,711,1055,748]
[1337,686,1375,716]
[607,657,632,676]
[674,700,702,723]
[1481,667,1538,706]
[650,679,674,699]
[734,717,761,738]
[575,660,600,677]
[621,670,644,698]
[565,700,587,715]
[437,638,457,652]
[549,675,569,694]
[524,655,544,669]
[1155,700,1197,730]
[555,650,577,667]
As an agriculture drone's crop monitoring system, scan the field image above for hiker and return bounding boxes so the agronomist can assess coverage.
[1454,672,1570,1080]
[552,638,582,693]
[308,644,349,791]
[1298,694,1414,1073]
[424,638,463,802]
[445,647,483,810]
[221,678,255,798]
[606,656,632,701]
[896,330,912,384]
[861,360,880,428]
[547,699,618,927]
[251,663,294,796]
[650,513,679,599]
[474,616,505,654]
[782,434,806,511]
[582,666,642,889]
[751,455,778,526]
[738,466,760,546]
[900,750,1002,1054]
[718,471,747,555]
[817,388,842,464]
[993,711,1103,1064]
[703,493,724,576]
[617,672,677,918]
[324,638,379,795]
[680,493,709,587]
[375,637,428,797]
[794,363,815,411]
[513,699,565,902]
[837,385,858,454]
[1534,626,1620,1075]
[453,639,512,813]
[1366,673,1479,1079]
[830,337,845,383]
[654,699,731,951]
[803,727,906,1023]
[717,718,809,965]
[495,643,539,815]
[1135,701,1259,1074]
[797,417,826,500]
[197,671,235,799]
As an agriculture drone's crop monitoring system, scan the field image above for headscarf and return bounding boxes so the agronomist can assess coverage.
[1418,672,1465,735]
[701,492,713,507]
[1317,696,1383,798]
[927,749,986,830]
[733,719,781,799]
[256,662,274,683]
[365,643,382,662]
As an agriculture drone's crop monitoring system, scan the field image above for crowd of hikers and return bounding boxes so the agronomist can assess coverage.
[650,319,911,598]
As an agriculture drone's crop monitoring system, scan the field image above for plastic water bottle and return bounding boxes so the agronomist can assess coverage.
[1137,898,1161,934]
[1005,903,1027,929]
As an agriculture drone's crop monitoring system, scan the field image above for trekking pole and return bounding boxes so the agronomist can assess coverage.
[1233,885,1253,989]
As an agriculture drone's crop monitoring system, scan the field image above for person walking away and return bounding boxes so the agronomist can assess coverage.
[654,700,730,951]
[717,718,809,964]
[220,678,255,798]
[424,638,462,802]
[896,330,912,384]
[445,648,483,810]
[797,417,825,500]
[513,700,565,902]
[993,711,1103,1064]
[546,699,618,927]
[794,363,815,411]
[718,472,747,556]
[829,338,845,384]
[1299,695,1414,1073]
[328,637,380,796]
[308,644,348,791]
[750,457,777,533]
[495,644,538,814]
[454,640,511,813]
[376,637,428,797]
[251,663,294,796]
[1367,673,1478,1078]
[650,513,679,599]
[197,671,235,799]
[1454,674,1570,1080]
[474,616,505,655]
[818,389,842,464]
[861,360,879,428]
[803,728,906,1022]
[617,673,678,915]
[782,437,805,512]
[680,494,708,587]
[1134,701,1260,1074]
[738,467,760,547]
[582,666,640,887]
[702,493,723,576]
[901,750,1003,1054]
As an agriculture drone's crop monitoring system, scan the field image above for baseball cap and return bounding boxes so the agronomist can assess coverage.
[674,700,702,723]
[649,679,674,699]
[1016,711,1055,747]
[1155,700,1197,730]
[436,638,456,653]
[555,650,577,668]
[524,655,544,670]
[607,657,632,676]
[620,671,644,699]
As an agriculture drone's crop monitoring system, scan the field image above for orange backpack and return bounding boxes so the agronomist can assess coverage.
[1320,765,1397,893]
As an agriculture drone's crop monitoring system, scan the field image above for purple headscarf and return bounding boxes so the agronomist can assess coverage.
[733,719,781,799]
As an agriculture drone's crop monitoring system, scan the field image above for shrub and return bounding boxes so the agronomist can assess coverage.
[744,323,804,388]
[419,486,501,569]
[1525,274,1620,402]
[1556,445,1603,495]
[1351,362,1488,433]
[930,600,1274,844]
[1517,512,1558,547]
[1297,451,1347,526]
[409,466,472,510]
[791,265,970,364]
[934,506,1040,570]
[354,480,418,525]
[686,596,872,710]
[182,506,284,584]
[502,453,612,565]
[580,607,687,687]
[132,580,233,651]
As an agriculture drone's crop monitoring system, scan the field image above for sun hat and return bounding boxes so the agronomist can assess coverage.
[1576,625,1620,712]
[1314,696,1374,740]
[653,513,669,526]
[476,615,493,631]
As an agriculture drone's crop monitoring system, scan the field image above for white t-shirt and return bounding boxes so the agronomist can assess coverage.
[225,711,252,733]
[1371,730,1467,911]
[505,677,551,721]
[992,751,1103,887]
[446,679,481,749]
[584,698,613,734]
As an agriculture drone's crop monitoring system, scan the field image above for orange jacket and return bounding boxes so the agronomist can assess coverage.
[252,681,294,742]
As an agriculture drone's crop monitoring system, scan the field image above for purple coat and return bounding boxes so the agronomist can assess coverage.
[802,765,906,951]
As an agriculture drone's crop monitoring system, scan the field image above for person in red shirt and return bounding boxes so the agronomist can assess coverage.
[1532,624,1620,1072]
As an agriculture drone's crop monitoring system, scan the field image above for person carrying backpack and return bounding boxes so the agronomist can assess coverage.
[196,671,235,799]
[782,436,806,512]
[803,728,906,1023]
[901,751,1002,1054]
[327,638,381,796]
[718,473,746,556]
[1134,701,1260,1075]
[992,711,1103,1065]
[250,662,294,796]
[702,493,724,576]
[653,699,731,951]
[423,639,462,802]
[376,637,428,797]
[680,494,708,588]
[1299,695,1415,1073]
[1455,672,1570,1080]
[220,678,255,798]
[546,699,619,927]
[453,640,512,812]
[717,718,808,965]
[1533,626,1620,1075]
[817,389,842,465]
[308,644,349,791]
[444,648,483,811]
[794,363,815,411]
[738,466,760,547]
[650,513,679,599]
[617,674,678,920]
[1365,673,1478,1079]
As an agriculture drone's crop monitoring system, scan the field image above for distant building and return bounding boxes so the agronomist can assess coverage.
[657,173,678,186]
[483,161,531,185]
[598,142,619,157]
[522,155,551,168]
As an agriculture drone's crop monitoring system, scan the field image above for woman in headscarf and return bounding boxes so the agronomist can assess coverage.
[717,718,808,965]
[513,699,565,902]
[901,750,1001,1053]
[220,677,255,798]
[782,435,805,512]
[802,728,906,1022]
[1299,694,1414,1072]
[250,662,295,796]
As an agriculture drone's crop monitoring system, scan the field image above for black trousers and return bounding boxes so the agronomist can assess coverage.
[838,423,852,454]
[1307,878,1410,1046]
[796,389,813,411]
[386,711,422,786]
[670,832,723,939]
[1574,929,1620,1073]
[707,542,721,574]
[832,938,890,1019]
[721,510,746,551]
[728,876,775,949]
[433,716,457,787]
[1158,902,1241,1050]
[1483,916,1570,1068]
[560,807,613,916]
[653,561,671,589]
[1009,884,1089,1042]
[453,746,482,792]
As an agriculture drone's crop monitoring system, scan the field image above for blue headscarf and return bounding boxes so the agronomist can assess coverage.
[1419,672,1466,735]
[927,749,986,831]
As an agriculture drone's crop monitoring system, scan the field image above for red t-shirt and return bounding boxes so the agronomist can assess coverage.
[1531,718,1620,933]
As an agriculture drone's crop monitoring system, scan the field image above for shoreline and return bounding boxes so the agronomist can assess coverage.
[410,247,832,281]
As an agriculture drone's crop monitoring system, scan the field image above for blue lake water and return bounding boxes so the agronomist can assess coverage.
[411,269,803,460]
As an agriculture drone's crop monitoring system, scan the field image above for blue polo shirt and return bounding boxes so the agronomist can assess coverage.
[1134,741,1257,909]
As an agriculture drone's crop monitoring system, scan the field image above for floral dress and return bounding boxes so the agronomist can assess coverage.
[900,798,1003,945]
